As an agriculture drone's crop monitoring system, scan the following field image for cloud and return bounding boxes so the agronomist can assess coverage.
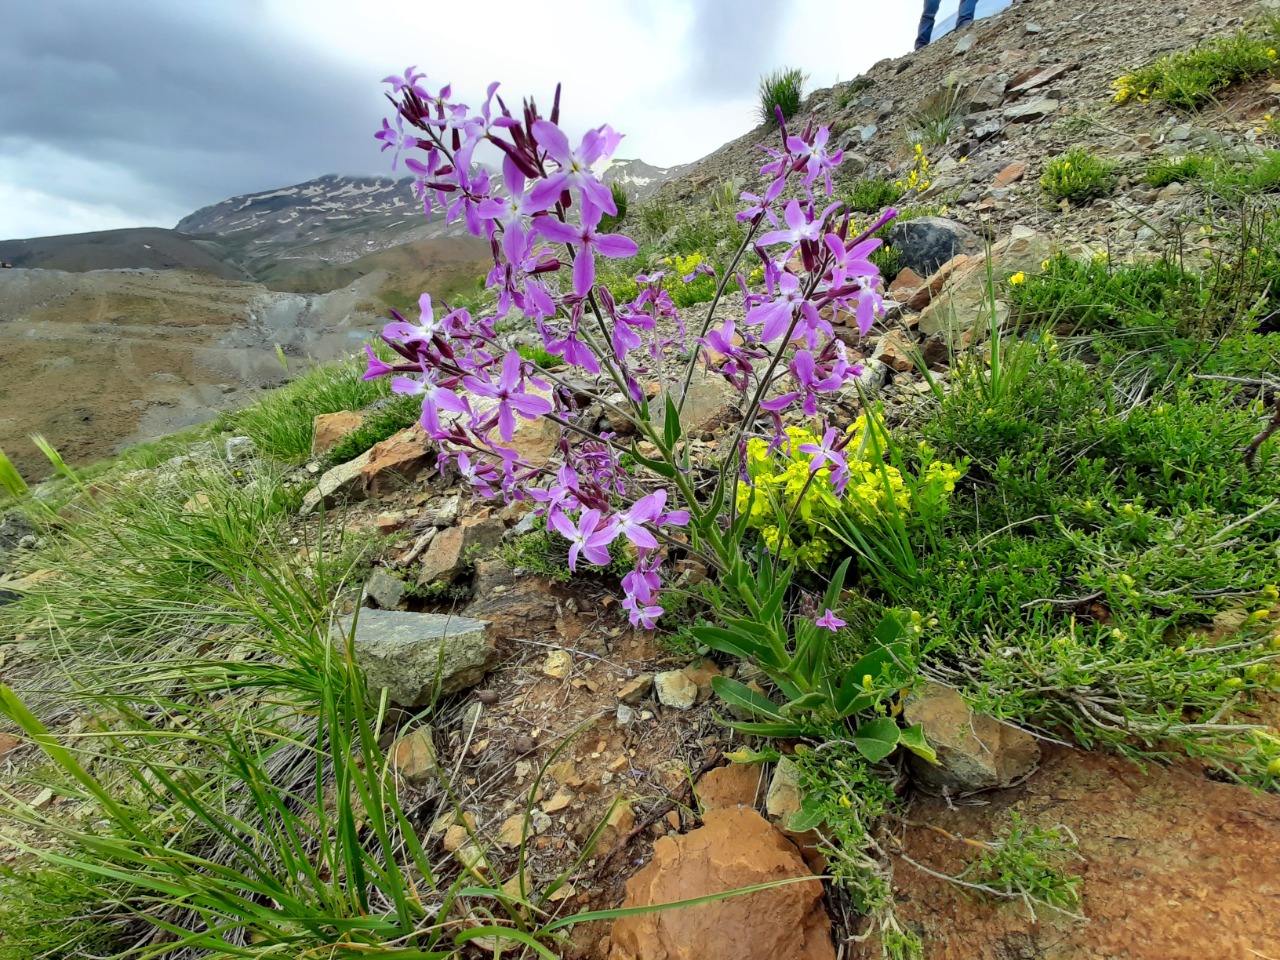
[681,0,787,98]
[0,0,381,238]
[0,0,924,240]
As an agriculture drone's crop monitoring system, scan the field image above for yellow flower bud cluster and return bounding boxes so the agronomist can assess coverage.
[736,418,963,570]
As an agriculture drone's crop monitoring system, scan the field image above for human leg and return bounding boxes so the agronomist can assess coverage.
[916,0,941,49]
[956,0,979,28]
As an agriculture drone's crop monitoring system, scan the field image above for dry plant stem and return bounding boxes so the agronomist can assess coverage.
[675,216,765,415]
[1244,395,1280,468]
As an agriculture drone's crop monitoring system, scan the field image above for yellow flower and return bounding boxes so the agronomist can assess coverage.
[1270,49,1277,57]
[1009,271,1026,285]
[838,795,852,809]
[959,155,968,164]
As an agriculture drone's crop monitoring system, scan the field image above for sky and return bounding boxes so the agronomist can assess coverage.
[0,0,956,241]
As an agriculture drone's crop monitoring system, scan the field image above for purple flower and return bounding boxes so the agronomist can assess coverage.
[757,199,830,252]
[362,344,394,381]
[623,594,664,630]
[463,350,554,443]
[746,272,811,344]
[551,508,616,571]
[382,66,428,98]
[613,490,669,550]
[383,293,443,344]
[456,451,500,498]
[787,127,843,196]
[737,178,784,224]
[799,426,851,495]
[392,367,468,437]
[815,608,846,632]
[535,207,638,296]
[374,116,419,170]
[528,120,620,214]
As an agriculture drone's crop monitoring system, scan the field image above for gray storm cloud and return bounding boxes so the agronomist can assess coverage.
[682,0,787,97]
[0,0,385,235]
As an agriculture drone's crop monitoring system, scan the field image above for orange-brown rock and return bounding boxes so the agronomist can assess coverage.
[311,411,365,457]
[607,807,834,960]
[887,266,926,298]
[419,517,506,586]
[906,254,979,312]
[872,329,917,372]
[696,763,764,813]
[360,427,434,498]
[0,733,21,763]
[992,161,1028,188]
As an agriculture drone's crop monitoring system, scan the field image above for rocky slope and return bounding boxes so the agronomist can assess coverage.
[658,0,1262,258]
[0,227,250,280]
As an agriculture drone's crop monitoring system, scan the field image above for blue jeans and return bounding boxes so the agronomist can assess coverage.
[917,0,979,49]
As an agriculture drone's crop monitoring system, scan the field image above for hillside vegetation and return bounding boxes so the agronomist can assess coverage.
[1,2,1280,960]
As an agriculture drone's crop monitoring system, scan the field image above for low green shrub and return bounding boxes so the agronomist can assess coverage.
[1145,154,1213,187]
[1040,148,1116,203]
[1114,23,1280,110]
[842,177,904,214]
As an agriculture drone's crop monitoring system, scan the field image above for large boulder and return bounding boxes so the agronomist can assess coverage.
[338,609,496,705]
[887,217,981,278]
[607,806,835,960]
[903,682,1040,794]
[654,371,741,438]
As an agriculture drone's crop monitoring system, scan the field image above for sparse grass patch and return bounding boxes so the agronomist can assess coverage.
[906,83,969,149]
[957,815,1084,919]
[219,352,393,462]
[324,391,423,465]
[1145,154,1213,188]
[1114,22,1280,109]
[1040,148,1116,204]
[757,67,807,126]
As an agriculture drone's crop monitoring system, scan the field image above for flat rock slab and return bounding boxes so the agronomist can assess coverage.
[337,609,495,705]
[880,745,1280,960]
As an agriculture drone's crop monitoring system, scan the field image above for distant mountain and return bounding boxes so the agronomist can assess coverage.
[0,227,249,280]
[176,174,419,242]
[601,158,694,201]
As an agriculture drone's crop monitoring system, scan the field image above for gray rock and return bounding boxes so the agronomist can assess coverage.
[859,124,878,142]
[765,757,803,821]
[1025,22,1042,33]
[339,609,496,705]
[903,682,1040,794]
[616,704,636,727]
[1002,98,1059,123]
[1169,124,1193,141]
[654,670,698,710]
[300,448,373,514]
[655,371,741,438]
[887,216,981,278]
[364,569,407,610]
[953,34,975,54]
[225,436,256,463]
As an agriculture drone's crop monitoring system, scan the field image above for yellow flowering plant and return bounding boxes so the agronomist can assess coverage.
[735,414,965,587]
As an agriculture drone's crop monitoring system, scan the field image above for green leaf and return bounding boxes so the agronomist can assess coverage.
[853,717,901,763]
[663,395,682,449]
[785,795,826,834]
[711,676,784,721]
[780,692,831,715]
[717,716,809,739]
[822,558,852,613]
[898,723,938,764]
[694,626,783,669]
[721,746,782,765]
[628,443,677,479]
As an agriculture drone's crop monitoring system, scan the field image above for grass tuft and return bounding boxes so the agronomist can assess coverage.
[757,68,807,126]
[1040,148,1116,204]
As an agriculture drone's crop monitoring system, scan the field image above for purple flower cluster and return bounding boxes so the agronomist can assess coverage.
[363,73,894,629]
